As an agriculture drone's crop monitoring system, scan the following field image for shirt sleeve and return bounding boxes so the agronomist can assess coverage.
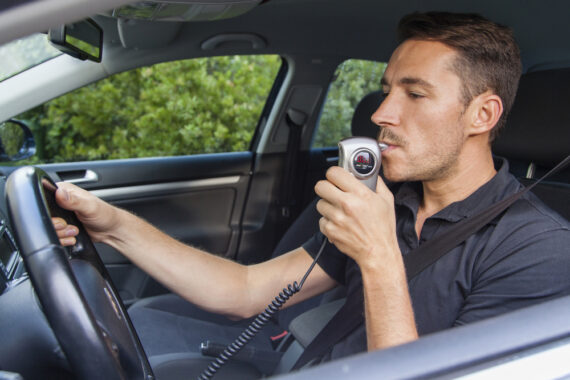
[302,231,348,285]
[454,226,570,326]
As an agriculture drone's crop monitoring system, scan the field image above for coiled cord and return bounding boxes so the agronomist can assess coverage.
[198,238,328,380]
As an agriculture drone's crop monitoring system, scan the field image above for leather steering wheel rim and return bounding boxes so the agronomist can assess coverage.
[5,166,153,380]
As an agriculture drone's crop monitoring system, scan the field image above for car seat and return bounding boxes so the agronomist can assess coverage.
[127,90,384,379]
[492,68,570,221]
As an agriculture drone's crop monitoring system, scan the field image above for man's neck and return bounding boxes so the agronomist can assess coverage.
[415,150,496,238]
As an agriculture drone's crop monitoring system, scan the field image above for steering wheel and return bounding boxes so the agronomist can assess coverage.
[5,166,153,380]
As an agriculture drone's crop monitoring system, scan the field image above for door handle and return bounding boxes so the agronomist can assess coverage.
[57,169,99,184]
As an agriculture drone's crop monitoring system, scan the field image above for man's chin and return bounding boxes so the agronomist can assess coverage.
[382,168,407,183]
[382,165,422,183]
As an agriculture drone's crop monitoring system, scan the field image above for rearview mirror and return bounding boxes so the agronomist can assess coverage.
[48,18,102,62]
[0,120,36,162]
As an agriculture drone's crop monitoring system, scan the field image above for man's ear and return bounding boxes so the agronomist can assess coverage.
[467,91,503,136]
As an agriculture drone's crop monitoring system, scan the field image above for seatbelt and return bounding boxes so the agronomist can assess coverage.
[280,108,307,219]
[293,155,570,370]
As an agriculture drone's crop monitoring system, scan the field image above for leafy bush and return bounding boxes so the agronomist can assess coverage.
[20,55,281,163]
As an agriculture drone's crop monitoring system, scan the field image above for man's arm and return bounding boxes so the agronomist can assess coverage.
[315,166,418,350]
[54,182,337,319]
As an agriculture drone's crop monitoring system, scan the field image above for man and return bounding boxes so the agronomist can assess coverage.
[54,11,570,367]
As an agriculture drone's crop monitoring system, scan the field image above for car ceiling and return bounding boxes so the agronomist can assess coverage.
[2,0,570,75]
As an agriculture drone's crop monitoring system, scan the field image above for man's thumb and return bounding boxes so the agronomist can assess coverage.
[55,183,78,211]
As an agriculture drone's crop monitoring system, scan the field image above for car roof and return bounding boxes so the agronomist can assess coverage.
[2,0,570,74]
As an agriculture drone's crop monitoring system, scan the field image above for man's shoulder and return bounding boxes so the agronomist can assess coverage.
[478,190,570,275]
[508,190,570,233]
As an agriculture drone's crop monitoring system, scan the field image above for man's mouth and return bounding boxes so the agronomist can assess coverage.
[379,141,398,151]
[378,129,404,150]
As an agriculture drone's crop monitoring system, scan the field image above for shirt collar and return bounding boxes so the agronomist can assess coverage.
[394,157,522,223]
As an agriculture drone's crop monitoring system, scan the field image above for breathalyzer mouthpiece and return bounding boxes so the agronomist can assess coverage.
[378,142,388,152]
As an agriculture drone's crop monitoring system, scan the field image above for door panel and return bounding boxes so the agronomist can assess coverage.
[25,151,254,305]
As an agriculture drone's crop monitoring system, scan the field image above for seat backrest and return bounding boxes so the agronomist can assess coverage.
[493,68,570,221]
[350,90,383,138]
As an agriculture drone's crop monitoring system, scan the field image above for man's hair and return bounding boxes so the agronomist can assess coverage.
[398,12,522,141]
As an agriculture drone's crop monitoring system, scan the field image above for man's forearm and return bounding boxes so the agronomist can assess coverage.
[360,253,418,351]
[98,207,336,320]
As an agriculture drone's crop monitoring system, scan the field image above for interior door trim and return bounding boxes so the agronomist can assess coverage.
[91,176,242,202]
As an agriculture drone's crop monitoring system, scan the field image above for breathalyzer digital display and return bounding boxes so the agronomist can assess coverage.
[338,137,383,191]
[352,149,375,175]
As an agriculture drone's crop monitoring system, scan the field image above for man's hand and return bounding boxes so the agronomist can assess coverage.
[315,166,418,350]
[314,166,399,269]
[51,182,120,245]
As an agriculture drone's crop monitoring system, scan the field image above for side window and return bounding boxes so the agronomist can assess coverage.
[313,59,386,148]
[16,55,282,164]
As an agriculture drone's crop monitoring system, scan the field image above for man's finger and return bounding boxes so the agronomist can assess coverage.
[59,237,77,247]
[316,198,335,219]
[326,166,372,194]
[52,217,67,230]
[314,178,345,206]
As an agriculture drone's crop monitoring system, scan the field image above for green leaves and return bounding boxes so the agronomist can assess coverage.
[19,55,281,163]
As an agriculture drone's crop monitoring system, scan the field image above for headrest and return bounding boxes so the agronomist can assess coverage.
[493,68,570,167]
[351,90,383,138]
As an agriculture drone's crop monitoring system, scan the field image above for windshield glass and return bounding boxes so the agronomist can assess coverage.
[0,33,61,82]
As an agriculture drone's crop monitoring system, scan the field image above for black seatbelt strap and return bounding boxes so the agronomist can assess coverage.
[405,155,570,278]
[280,108,307,218]
[293,155,570,370]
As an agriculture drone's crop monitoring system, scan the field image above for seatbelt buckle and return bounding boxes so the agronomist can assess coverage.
[270,330,289,349]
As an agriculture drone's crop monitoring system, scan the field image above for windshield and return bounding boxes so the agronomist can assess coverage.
[0,33,62,82]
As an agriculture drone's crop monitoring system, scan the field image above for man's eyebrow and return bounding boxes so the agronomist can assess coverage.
[399,77,435,89]
[380,76,435,90]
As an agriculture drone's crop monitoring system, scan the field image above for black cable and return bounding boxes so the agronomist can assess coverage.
[198,238,328,380]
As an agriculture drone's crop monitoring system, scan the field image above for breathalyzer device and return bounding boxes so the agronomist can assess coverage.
[338,137,387,191]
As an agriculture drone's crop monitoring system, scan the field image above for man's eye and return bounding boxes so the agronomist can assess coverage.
[409,92,424,99]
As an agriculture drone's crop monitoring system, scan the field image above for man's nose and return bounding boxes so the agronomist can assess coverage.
[371,93,399,127]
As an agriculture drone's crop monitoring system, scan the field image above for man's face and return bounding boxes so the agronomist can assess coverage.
[373,39,469,183]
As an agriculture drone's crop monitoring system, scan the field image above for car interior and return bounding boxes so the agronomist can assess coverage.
[0,0,570,379]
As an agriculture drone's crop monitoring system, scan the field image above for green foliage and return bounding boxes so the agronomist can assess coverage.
[0,121,25,156]
[314,59,386,147]
[19,55,281,163]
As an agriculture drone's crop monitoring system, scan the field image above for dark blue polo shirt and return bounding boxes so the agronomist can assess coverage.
[302,158,570,362]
